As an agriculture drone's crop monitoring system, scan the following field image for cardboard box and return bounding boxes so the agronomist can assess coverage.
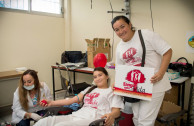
[156,101,182,126]
[158,101,181,117]
[164,85,179,105]
[85,38,111,68]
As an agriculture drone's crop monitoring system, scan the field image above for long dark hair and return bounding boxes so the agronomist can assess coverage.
[18,69,42,111]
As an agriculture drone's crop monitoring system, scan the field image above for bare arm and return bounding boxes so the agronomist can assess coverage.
[101,108,121,126]
[151,48,172,83]
[40,93,84,107]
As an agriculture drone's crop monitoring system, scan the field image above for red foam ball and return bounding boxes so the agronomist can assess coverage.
[41,100,47,104]
[93,53,107,68]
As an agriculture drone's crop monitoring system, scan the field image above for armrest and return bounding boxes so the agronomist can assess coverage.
[89,116,124,126]
[89,118,105,126]
[158,110,186,123]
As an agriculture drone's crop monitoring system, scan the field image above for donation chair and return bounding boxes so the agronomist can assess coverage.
[43,94,124,126]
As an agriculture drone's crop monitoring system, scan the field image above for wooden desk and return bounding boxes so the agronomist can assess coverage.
[51,65,93,100]
[0,70,23,80]
[0,70,23,107]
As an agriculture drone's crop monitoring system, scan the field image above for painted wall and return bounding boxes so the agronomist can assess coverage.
[0,11,66,97]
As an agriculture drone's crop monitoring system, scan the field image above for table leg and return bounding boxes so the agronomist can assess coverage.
[180,82,186,125]
[52,68,56,100]
[182,82,185,110]
[73,71,75,84]
[178,85,181,106]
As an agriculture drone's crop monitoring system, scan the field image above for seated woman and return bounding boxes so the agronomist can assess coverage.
[35,67,124,126]
[11,69,52,126]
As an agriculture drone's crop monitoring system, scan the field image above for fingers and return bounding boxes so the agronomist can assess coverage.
[101,114,114,126]
[150,72,164,83]
[40,99,50,107]
[104,117,114,126]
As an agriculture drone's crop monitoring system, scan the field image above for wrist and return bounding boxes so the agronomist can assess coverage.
[50,101,54,106]
[25,113,31,119]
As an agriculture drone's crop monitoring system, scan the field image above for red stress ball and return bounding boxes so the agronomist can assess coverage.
[93,53,107,68]
[41,100,47,104]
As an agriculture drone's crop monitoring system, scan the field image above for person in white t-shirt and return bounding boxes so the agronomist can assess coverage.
[11,69,52,126]
[111,15,172,126]
[34,67,124,126]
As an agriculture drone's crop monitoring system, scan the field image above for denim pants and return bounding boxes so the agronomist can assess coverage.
[16,110,47,126]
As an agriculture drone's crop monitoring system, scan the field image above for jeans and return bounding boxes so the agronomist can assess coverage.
[16,110,47,126]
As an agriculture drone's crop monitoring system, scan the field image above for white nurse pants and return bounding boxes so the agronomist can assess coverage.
[132,92,165,126]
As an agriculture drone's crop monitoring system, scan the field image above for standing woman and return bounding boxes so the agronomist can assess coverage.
[111,15,172,126]
[11,69,52,126]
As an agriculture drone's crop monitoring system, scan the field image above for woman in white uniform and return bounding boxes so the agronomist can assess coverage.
[34,67,124,126]
[11,69,52,126]
[111,15,172,126]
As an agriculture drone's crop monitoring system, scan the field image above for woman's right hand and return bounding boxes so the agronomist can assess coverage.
[39,99,52,107]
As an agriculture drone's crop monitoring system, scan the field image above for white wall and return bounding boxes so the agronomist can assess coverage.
[0,11,66,94]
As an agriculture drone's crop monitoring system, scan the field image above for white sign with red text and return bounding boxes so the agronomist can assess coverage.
[114,65,155,101]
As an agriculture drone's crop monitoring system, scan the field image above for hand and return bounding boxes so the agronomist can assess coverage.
[39,99,52,107]
[150,72,164,83]
[31,113,42,121]
[101,113,115,126]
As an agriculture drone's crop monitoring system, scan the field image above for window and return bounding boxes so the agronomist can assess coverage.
[0,0,63,17]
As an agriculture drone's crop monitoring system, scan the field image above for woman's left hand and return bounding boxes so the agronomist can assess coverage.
[150,72,164,83]
[101,113,115,126]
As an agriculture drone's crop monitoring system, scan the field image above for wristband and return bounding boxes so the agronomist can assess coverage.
[75,94,79,103]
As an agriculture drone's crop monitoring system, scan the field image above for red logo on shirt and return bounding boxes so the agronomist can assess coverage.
[84,92,100,108]
[123,48,142,66]
[123,48,136,60]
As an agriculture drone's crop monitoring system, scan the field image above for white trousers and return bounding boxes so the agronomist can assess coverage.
[34,115,95,126]
[132,92,165,126]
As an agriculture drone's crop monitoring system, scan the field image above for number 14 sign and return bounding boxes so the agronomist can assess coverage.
[114,65,155,101]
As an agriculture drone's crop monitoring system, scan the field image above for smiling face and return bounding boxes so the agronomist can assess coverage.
[113,19,133,42]
[93,70,109,89]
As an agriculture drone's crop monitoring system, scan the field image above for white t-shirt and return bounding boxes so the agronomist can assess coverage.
[116,29,171,93]
[71,87,124,119]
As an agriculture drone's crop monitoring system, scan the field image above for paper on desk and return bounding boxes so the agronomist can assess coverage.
[61,62,85,67]
[78,67,94,71]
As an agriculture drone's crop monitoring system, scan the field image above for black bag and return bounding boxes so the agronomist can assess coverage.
[79,52,88,67]
[69,82,91,94]
[123,30,146,103]
[168,57,192,77]
[61,51,83,63]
